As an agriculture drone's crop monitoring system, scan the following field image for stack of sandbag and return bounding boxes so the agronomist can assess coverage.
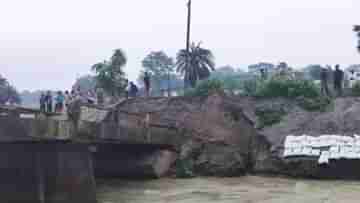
[283,134,360,165]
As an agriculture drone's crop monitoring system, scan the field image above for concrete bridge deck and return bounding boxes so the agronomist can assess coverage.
[0,104,175,146]
[0,105,176,203]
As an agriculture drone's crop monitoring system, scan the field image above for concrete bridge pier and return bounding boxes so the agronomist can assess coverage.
[0,143,97,203]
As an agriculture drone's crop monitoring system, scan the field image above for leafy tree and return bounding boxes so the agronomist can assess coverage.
[354,25,360,52]
[248,62,275,74]
[137,72,183,96]
[210,65,254,95]
[304,64,323,80]
[72,75,97,93]
[176,42,215,88]
[142,51,174,78]
[92,49,127,96]
[139,51,179,95]
[277,62,290,70]
[255,78,320,98]
[0,74,21,105]
[184,79,224,97]
[20,90,42,108]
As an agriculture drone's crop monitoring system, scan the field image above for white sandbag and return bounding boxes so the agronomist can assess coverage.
[311,137,321,148]
[292,136,302,142]
[338,151,346,159]
[283,148,291,157]
[284,140,291,148]
[327,136,337,146]
[330,146,339,152]
[343,136,354,145]
[354,140,360,147]
[336,136,346,146]
[285,135,296,145]
[348,151,358,159]
[318,151,330,164]
[339,146,351,159]
[299,135,309,147]
[354,146,360,154]
[302,147,312,156]
[330,152,340,160]
[306,136,315,146]
[320,135,330,141]
[293,147,303,156]
[319,139,330,147]
[311,149,321,156]
[319,135,335,147]
[303,139,312,147]
[293,142,303,149]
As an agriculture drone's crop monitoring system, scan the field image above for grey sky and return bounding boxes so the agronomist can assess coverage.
[0,0,359,91]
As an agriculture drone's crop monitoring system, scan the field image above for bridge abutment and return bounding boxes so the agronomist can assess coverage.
[0,143,97,203]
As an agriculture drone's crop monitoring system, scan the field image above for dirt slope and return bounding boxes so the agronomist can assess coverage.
[244,97,360,178]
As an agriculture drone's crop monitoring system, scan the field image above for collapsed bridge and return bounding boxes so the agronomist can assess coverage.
[0,103,178,203]
[0,94,256,203]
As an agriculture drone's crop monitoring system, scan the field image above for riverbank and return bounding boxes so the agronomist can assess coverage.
[97,176,360,203]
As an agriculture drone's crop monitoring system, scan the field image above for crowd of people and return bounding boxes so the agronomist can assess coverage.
[124,72,151,99]
[39,88,96,113]
[39,73,152,112]
[259,64,346,98]
[40,91,66,113]
[320,64,344,97]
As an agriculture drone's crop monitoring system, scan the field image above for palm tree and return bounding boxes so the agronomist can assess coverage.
[91,49,127,96]
[111,49,127,72]
[176,42,215,88]
[354,25,360,52]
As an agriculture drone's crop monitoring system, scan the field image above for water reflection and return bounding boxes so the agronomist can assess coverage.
[97,176,360,203]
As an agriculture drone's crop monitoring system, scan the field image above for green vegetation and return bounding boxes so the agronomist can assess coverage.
[297,96,332,112]
[175,159,195,178]
[0,75,21,105]
[176,42,215,88]
[92,49,127,96]
[72,75,97,93]
[255,78,320,98]
[242,79,260,96]
[184,79,224,97]
[351,81,360,96]
[138,51,183,96]
[209,66,255,95]
[303,64,323,80]
[251,77,331,128]
[255,106,286,129]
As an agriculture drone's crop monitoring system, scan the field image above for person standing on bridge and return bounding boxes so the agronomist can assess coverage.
[96,88,104,105]
[64,91,71,109]
[333,65,344,97]
[129,82,138,98]
[45,91,53,113]
[143,72,151,97]
[320,67,330,97]
[39,93,46,112]
[55,91,65,113]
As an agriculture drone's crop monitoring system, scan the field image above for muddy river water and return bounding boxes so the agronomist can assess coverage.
[97,176,360,203]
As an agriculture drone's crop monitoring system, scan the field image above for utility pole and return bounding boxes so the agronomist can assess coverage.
[186,0,192,53]
[354,25,360,52]
[6,81,11,105]
[185,0,192,88]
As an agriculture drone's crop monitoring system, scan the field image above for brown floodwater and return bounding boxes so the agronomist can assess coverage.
[96,176,360,203]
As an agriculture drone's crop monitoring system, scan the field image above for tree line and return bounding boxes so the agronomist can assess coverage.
[0,75,21,105]
[90,42,215,97]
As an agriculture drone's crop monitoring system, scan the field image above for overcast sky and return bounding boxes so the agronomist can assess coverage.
[1,0,360,91]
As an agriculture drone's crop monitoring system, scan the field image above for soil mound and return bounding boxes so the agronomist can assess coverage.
[244,96,360,178]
